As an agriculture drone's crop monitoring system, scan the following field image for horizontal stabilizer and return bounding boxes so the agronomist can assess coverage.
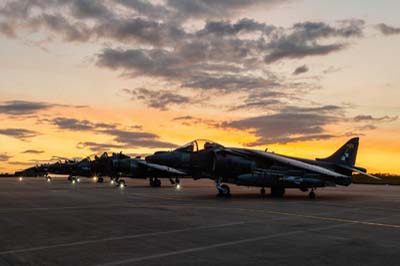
[337,164,381,180]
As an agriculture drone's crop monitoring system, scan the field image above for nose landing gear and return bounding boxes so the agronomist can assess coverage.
[309,189,316,199]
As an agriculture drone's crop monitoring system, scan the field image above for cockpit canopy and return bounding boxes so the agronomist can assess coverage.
[174,139,224,153]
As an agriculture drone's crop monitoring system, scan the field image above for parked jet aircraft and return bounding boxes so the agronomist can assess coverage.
[146,138,378,198]
[19,152,184,187]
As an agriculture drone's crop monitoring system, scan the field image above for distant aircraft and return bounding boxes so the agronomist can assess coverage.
[146,138,379,198]
[20,152,185,188]
[83,152,185,187]
[14,165,49,178]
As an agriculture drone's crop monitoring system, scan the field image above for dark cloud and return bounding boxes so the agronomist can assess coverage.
[70,0,112,20]
[0,100,52,115]
[0,128,37,140]
[0,154,12,162]
[115,0,171,19]
[94,17,185,46]
[171,116,220,128]
[353,115,398,122]
[0,100,86,116]
[22,150,45,154]
[166,0,284,19]
[50,117,118,131]
[265,43,345,63]
[199,18,275,36]
[51,117,96,131]
[229,99,283,111]
[102,129,177,149]
[376,23,400,36]
[77,142,125,152]
[293,65,309,75]
[223,106,342,145]
[97,48,181,77]
[122,88,191,110]
[183,74,280,91]
[264,20,364,63]
[39,13,92,42]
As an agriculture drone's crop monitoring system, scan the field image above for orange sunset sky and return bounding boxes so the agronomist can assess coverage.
[0,0,399,174]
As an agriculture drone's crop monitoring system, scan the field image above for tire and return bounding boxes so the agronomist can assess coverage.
[260,188,266,196]
[97,177,104,183]
[218,184,231,197]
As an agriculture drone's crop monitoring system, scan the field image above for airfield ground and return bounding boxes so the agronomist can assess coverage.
[0,177,399,266]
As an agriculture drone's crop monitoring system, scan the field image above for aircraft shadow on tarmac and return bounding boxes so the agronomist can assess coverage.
[185,191,366,202]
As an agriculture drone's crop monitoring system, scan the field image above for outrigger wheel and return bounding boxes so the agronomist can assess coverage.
[217,184,231,197]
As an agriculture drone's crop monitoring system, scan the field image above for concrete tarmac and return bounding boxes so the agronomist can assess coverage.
[0,177,400,266]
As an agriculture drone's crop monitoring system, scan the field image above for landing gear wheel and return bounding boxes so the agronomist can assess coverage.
[260,188,266,196]
[97,177,104,183]
[118,179,126,188]
[217,184,231,197]
[271,187,285,198]
[309,191,316,199]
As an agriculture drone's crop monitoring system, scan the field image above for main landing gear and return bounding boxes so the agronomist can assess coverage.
[109,177,126,188]
[216,180,231,197]
[149,178,161,187]
[69,176,80,184]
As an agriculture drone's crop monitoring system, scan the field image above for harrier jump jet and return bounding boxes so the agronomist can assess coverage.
[146,138,378,198]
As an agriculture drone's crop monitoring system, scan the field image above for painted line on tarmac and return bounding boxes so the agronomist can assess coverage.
[92,222,348,266]
[0,221,246,255]
[190,205,400,229]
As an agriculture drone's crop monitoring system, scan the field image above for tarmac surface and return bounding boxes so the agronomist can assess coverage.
[0,177,400,266]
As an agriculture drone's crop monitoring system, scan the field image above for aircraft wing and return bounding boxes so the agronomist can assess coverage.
[229,148,349,179]
[136,160,187,175]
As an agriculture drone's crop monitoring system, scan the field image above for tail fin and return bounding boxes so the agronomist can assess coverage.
[317,137,359,166]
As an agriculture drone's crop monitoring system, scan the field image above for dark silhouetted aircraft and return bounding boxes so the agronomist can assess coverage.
[146,138,379,198]
[19,152,184,187]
